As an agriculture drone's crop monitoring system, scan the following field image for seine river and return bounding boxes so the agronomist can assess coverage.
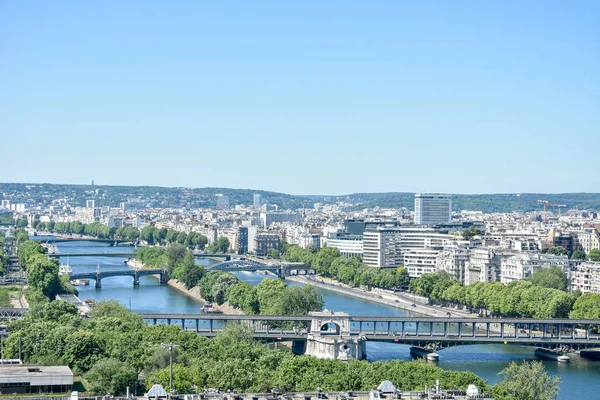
[38,238,600,399]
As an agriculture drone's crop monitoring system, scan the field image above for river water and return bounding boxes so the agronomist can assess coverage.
[38,238,600,399]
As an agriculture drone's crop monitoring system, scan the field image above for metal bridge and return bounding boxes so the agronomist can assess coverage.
[141,313,600,353]
[0,308,27,320]
[207,260,313,278]
[69,268,168,288]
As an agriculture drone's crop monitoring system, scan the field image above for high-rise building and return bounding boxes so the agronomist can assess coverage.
[0,200,9,209]
[414,193,452,226]
[237,227,249,254]
[253,193,262,209]
[86,199,95,209]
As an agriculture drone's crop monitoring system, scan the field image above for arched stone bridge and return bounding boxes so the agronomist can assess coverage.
[69,269,168,288]
[208,260,313,278]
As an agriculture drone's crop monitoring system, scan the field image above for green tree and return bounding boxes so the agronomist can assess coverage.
[173,252,205,289]
[256,278,287,314]
[208,237,230,253]
[141,225,157,244]
[17,240,46,269]
[267,248,281,259]
[145,364,196,394]
[86,358,138,395]
[548,246,567,256]
[589,249,600,262]
[491,361,560,400]
[571,250,587,260]
[153,228,168,245]
[26,254,63,301]
[528,266,569,291]
[280,285,323,315]
[62,330,105,374]
[570,293,600,319]
[313,247,340,275]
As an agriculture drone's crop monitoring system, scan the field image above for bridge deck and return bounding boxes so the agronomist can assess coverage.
[48,252,136,258]
[140,314,600,325]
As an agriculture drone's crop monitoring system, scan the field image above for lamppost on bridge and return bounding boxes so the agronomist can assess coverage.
[160,342,179,395]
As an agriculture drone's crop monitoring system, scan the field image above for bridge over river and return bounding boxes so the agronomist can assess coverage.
[141,310,600,362]
[60,260,312,289]
[3,307,599,361]
[69,269,168,288]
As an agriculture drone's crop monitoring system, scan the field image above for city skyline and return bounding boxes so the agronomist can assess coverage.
[1,2,599,194]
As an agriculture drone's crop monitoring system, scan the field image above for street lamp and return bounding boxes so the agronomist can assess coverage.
[160,342,179,395]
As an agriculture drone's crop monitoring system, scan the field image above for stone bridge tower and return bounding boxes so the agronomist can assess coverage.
[304,310,366,361]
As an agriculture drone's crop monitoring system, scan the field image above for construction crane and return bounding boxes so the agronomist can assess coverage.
[537,200,567,216]
[549,203,567,217]
[537,199,549,212]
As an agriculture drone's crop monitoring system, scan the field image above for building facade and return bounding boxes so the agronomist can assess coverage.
[254,233,280,257]
[571,262,600,294]
[414,193,452,226]
[500,253,569,284]
[404,248,440,277]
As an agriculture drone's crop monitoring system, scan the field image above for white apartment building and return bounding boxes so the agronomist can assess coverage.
[465,248,500,285]
[437,245,470,283]
[404,248,440,277]
[326,236,363,258]
[414,193,452,226]
[577,230,600,254]
[362,227,452,268]
[500,253,569,284]
[571,262,600,294]
[363,229,403,268]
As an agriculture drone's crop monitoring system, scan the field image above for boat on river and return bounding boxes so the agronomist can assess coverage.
[58,257,72,275]
[201,303,223,314]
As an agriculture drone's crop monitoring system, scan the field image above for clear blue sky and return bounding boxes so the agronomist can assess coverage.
[1,1,598,195]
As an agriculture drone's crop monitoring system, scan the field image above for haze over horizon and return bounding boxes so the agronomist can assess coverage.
[1,2,598,194]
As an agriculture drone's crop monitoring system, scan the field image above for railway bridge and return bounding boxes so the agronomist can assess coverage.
[141,310,600,362]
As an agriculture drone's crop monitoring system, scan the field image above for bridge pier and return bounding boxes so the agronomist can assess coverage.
[410,347,439,361]
[160,270,169,284]
[535,348,570,363]
[94,278,102,289]
[133,275,140,286]
[304,311,366,360]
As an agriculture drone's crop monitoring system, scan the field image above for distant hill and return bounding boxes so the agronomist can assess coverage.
[332,192,600,213]
[1,182,599,213]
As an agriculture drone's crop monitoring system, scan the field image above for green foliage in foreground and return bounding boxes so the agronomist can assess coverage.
[490,360,560,400]
[4,301,492,395]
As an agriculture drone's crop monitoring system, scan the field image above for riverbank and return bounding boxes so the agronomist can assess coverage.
[287,275,478,319]
[127,259,243,314]
[166,278,243,315]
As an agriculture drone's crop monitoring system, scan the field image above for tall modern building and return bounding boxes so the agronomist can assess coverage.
[414,193,452,226]
[253,193,262,209]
